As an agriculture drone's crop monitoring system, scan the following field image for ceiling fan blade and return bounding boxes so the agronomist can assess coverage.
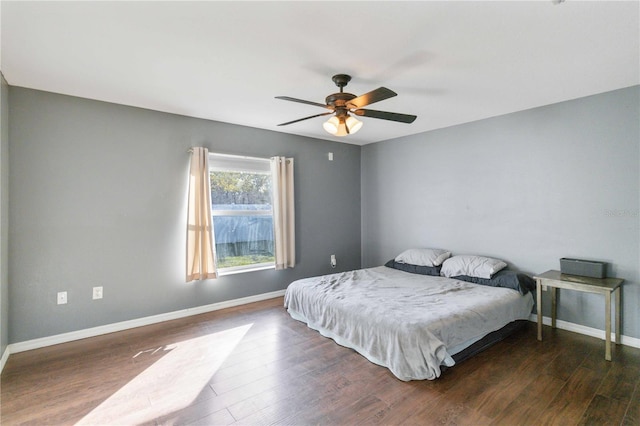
[353,109,417,123]
[275,96,331,109]
[277,111,333,126]
[347,87,397,108]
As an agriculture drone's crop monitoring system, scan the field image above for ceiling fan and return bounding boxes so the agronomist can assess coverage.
[275,74,417,137]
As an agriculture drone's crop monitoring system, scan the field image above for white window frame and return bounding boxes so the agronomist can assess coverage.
[209,153,275,275]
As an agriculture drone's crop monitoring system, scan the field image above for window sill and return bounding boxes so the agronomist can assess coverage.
[218,263,275,276]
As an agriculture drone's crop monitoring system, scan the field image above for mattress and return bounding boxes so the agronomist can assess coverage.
[284,266,534,381]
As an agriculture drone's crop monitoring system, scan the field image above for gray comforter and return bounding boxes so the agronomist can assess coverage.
[284,266,534,381]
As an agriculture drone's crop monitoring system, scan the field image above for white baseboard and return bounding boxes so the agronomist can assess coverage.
[0,345,9,372]
[528,314,640,349]
[7,289,286,356]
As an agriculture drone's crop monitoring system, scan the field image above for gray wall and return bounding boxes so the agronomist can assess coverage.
[362,86,639,339]
[1,74,9,356]
[8,87,361,343]
[7,84,639,344]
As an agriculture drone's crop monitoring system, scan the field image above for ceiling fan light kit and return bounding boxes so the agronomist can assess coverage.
[322,115,363,136]
[276,74,416,137]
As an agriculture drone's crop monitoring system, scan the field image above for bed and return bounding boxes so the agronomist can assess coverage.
[284,251,535,381]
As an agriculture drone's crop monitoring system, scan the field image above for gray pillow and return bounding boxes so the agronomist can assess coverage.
[384,259,441,276]
[452,270,536,295]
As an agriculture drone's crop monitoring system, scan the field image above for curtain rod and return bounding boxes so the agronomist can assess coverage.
[188,148,271,163]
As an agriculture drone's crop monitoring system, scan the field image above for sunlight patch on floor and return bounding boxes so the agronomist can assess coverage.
[76,323,253,425]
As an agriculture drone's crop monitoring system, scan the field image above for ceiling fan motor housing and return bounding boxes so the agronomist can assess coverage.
[325,92,357,110]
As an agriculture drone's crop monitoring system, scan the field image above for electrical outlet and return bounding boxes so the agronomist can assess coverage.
[330,254,337,268]
[57,291,67,305]
[93,286,103,300]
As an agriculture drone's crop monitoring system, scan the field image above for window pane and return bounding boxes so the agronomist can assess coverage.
[213,215,274,269]
[210,171,272,207]
[210,168,274,270]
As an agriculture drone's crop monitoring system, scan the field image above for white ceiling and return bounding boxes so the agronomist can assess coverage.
[1,1,638,145]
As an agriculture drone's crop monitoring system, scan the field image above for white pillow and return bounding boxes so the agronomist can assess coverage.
[440,255,507,279]
[394,248,451,267]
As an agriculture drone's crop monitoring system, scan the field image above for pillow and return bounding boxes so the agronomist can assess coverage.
[394,248,451,267]
[440,255,507,279]
[452,270,536,295]
[384,259,441,276]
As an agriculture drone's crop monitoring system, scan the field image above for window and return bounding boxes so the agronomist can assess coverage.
[209,153,274,274]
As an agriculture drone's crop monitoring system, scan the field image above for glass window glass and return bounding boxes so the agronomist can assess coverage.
[210,168,274,272]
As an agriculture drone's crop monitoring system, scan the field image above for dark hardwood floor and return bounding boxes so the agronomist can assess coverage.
[1,296,638,425]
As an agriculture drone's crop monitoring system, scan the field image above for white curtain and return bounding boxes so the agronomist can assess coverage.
[186,147,217,282]
[271,156,295,270]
